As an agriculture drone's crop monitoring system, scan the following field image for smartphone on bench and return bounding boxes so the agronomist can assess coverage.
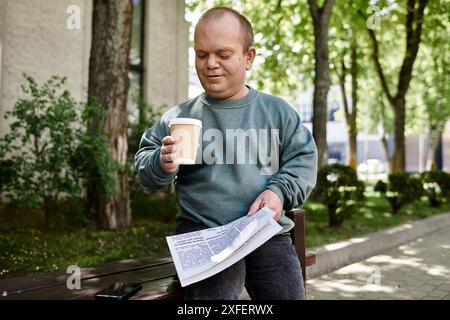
[95,282,143,300]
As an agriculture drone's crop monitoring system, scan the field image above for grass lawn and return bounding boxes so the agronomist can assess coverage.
[1,190,449,280]
[0,211,176,280]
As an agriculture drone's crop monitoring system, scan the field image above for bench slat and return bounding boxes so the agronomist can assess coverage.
[132,277,183,300]
[1,261,177,300]
[0,256,172,293]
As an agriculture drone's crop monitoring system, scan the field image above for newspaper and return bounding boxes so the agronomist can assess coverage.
[166,207,282,287]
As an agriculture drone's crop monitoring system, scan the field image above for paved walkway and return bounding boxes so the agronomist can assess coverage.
[306,224,450,300]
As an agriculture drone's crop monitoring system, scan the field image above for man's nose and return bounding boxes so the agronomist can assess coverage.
[206,55,219,69]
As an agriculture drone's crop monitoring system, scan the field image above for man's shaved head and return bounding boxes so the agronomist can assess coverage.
[195,7,254,53]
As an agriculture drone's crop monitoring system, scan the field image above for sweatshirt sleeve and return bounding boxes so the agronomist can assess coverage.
[134,120,178,190]
[266,118,318,211]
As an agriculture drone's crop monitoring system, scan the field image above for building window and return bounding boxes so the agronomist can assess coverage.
[128,0,145,124]
[327,101,340,122]
[298,101,340,123]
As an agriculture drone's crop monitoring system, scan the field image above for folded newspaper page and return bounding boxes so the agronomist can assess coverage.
[166,207,282,287]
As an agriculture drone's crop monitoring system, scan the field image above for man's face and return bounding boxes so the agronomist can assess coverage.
[194,15,255,100]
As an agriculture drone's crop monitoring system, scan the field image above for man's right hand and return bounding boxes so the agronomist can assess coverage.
[160,136,179,173]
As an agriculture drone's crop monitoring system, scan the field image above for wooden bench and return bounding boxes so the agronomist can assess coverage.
[0,209,315,300]
[286,208,316,290]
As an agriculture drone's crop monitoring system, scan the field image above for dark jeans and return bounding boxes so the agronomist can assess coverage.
[176,218,305,300]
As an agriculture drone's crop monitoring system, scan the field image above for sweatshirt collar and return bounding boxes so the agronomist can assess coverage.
[200,86,258,108]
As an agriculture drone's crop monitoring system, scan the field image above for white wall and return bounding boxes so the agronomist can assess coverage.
[0,0,92,137]
[144,0,189,110]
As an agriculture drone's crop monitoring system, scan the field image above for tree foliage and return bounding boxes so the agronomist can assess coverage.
[186,0,447,172]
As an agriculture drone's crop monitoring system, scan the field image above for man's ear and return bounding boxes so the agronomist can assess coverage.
[245,47,256,71]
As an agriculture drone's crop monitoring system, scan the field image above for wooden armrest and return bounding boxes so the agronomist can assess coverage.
[285,209,306,281]
[306,253,316,267]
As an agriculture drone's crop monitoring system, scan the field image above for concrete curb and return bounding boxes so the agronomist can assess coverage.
[305,212,450,279]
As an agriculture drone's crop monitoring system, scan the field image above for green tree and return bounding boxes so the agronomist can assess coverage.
[358,82,395,173]
[187,0,332,168]
[329,2,366,170]
[411,0,450,170]
[361,0,429,173]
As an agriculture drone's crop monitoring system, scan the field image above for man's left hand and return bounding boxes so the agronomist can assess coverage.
[247,189,283,221]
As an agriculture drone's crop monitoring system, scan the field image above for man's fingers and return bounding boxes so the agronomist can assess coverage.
[247,190,283,219]
[272,211,281,222]
[159,136,179,174]
[162,136,176,146]
[161,153,176,163]
[261,200,269,208]
[247,198,262,216]
[161,144,176,155]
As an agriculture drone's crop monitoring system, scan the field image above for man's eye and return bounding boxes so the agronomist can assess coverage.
[219,55,231,59]
[197,54,207,59]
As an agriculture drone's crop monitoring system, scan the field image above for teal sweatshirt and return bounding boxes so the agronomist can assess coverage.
[135,86,317,234]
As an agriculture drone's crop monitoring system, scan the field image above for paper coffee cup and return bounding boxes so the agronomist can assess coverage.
[168,118,202,165]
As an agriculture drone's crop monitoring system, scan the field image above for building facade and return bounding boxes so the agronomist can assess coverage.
[0,0,189,137]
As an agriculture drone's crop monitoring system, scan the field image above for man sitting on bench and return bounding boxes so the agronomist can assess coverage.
[135,7,317,300]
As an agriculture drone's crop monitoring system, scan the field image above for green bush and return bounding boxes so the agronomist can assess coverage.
[313,164,365,228]
[127,100,162,158]
[0,159,14,193]
[55,197,90,229]
[126,100,179,223]
[70,101,119,198]
[385,173,423,214]
[130,187,179,223]
[127,100,162,189]
[0,74,116,226]
[0,75,82,223]
[420,171,450,207]
[374,180,388,194]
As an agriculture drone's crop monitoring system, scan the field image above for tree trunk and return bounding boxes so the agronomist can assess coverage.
[338,43,358,170]
[379,98,393,173]
[426,75,444,171]
[87,0,133,230]
[392,97,406,173]
[327,205,342,228]
[426,125,441,171]
[380,133,393,174]
[338,62,358,170]
[308,0,335,169]
[349,45,358,170]
[348,132,357,169]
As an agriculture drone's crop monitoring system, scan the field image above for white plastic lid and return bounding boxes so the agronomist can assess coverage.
[169,118,202,128]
